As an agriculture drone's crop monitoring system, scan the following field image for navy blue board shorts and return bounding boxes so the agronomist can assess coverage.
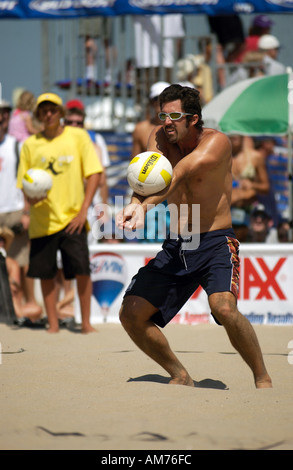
[124,228,240,327]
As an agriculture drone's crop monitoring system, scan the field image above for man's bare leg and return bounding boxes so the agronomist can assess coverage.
[209,292,272,389]
[76,274,96,333]
[120,296,194,386]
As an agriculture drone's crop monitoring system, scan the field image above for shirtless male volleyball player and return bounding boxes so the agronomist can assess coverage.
[117,84,272,389]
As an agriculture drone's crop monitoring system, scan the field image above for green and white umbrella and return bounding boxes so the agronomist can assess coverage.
[202,73,293,136]
[202,72,293,235]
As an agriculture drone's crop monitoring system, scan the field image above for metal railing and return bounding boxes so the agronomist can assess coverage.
[42,16,272,133]
[42,17,218,131]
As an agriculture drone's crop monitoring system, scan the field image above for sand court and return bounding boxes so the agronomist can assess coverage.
[0,322,293,451]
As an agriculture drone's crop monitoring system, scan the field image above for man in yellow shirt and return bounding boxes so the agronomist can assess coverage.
[17,93,103,333]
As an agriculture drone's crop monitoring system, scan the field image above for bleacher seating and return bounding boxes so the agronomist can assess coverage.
[102,132,133,207]
[267,147,289,217]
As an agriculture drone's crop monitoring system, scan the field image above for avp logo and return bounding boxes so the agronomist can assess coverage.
[191,257,287,301]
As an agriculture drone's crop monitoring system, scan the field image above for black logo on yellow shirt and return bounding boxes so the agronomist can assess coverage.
[46,157,63,175]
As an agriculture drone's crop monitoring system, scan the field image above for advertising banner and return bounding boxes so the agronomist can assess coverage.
[1,1,293,20]
[74,243,293,326]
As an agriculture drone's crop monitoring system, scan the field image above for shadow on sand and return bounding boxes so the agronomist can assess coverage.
[128,374,228,390]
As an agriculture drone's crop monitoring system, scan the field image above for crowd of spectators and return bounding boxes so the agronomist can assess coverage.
[0,13,291,328]
[170,14,291,242]
[171,14,288,103]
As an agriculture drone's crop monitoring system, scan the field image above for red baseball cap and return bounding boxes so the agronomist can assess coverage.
[65,99,85,110]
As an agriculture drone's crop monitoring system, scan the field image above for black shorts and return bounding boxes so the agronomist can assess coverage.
[124,228,240,327]
[27,226,90,280]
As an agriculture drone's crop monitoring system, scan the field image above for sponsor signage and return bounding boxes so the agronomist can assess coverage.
[1,1,293,20]
[74,244,293,325]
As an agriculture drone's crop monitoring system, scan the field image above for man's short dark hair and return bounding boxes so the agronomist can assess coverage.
[159,84,204,131]
[65,107,85,118]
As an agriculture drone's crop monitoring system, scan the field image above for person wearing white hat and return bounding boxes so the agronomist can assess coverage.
[132,81,170,158]
[258,34,286,75]
[258,34,280,50]
[149,82,171,102]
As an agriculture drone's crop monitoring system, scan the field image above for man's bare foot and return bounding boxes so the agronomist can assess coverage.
[255,374,273,389]
[169,372,194,387]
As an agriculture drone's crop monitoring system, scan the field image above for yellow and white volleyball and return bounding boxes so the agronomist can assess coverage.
[22,168,53,199]
[127,151,173,196]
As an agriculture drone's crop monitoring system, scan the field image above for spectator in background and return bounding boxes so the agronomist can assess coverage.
[0,227,21,318]
[65,99,110,203]
[254,136,289,220]
[208,15,245,62]
[208,15,245,89]
[59,98,110,323]
[84,35,98,84]
[0,106,42,323]
[225,50,265,87]
[64,99,111,244]
[247,204,277,243]
[192,37,214,104]
[277,218,290,243]
[175,51,214,105]
[134,15,185,92]
[0,99,12,132]
[0,227,28,321]
[0,226,43,323]
[235,14,274,63]
[258,34,286,75]
[175,55,197,89]
[16,92,103,333]
[253,136,281,228]
[230,135,270,242]
[8,90,42,142]
[131,81,170,158]
[224,15,274,86]
[79,17,115,84]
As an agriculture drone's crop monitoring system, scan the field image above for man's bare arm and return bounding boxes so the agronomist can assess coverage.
[117,129,231,231]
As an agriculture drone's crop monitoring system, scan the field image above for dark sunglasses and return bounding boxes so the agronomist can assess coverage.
[65,119,84,126]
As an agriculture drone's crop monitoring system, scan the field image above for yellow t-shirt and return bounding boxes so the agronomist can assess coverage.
[17,126,103,239]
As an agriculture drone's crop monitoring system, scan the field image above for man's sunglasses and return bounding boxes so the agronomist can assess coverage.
[65,119,84,126]
[158,112,193,121]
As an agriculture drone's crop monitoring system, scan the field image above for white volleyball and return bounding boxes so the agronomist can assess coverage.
[22,168,53,199]
[127,151,173,196]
